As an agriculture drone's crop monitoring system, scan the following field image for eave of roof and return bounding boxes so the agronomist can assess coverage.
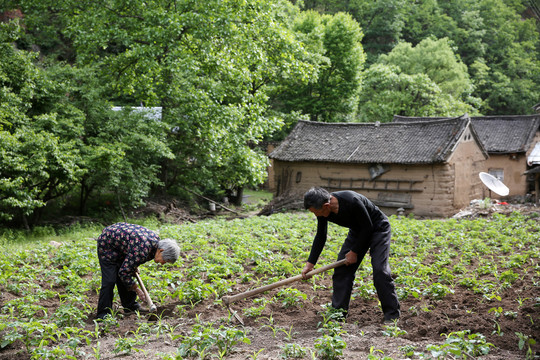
[394,114,540,154]
[270,116,482,164]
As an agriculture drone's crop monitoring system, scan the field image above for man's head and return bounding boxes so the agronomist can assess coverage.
[304,187,332,217]
[154,238,180,264]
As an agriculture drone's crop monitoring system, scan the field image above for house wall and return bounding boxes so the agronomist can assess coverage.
[446,129,487,206]
[273,160,465,217]
[262,142,278,192]
[484,155,528,198]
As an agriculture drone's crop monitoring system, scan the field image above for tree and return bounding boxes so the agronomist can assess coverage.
[357,64,476,122]
[398,0,539,114]
[270,11,365,122]
[470,0,540,114]
[342,0,407,65]
[53,0,315,196]
[0,23,84,226]
[292,0,540,116]
[378,38,479,106]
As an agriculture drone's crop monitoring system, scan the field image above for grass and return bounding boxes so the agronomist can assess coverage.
[242,188,273,204]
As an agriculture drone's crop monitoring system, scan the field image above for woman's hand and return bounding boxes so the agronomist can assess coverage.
[134,286,146,302]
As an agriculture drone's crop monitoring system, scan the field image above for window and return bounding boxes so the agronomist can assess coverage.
[369,164,389,180]
[488,169,504,182]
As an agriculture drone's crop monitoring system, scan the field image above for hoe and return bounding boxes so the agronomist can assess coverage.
[135,272,157,313]
[222,259,347,325]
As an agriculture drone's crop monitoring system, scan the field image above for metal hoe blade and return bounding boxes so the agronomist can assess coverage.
[226,304,244,325]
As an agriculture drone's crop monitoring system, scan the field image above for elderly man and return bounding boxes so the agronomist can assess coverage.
[302,187,400,323]
[96,222,180,319]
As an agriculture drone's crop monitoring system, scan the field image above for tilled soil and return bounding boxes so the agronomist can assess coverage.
[1,267,537,359]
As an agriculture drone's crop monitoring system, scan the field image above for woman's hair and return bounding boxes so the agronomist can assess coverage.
[304,187,331,210]
[157,238,180,263]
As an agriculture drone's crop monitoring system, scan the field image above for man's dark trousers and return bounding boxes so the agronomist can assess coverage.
[331,221,400,320]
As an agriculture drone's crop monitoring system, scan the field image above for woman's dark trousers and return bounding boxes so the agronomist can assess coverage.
[96,258,138,319]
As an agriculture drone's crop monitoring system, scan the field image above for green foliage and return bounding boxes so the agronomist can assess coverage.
[516,332,537,360]
[381,322,407,337]
[177,323,250,359]
[0,26,83,222]
[314,334,347,360]
[275,287,308,308]
[59,0,314,194]
[425,330,494,359]
[271,10,365,122]
[357,37,482,122]
[296,0,540,116]
[280,343,308,359]
[380,38,474,100]
[357,63,472,122]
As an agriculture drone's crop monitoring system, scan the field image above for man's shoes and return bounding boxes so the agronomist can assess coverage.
[383,318,399,325]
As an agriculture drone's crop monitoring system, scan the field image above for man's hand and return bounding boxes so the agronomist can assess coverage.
[301,262,315,279]
[345,250,358,265]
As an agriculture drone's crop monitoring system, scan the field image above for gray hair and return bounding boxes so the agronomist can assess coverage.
[304,187,331,210]
[157,238,180,263]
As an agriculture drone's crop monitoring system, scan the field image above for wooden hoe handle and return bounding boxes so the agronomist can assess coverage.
[222,259,347,306]
[135,272,156,312]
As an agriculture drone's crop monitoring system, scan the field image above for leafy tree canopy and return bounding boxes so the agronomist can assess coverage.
[270,10,365,122]
[357,64,477,122]
[379,37,475,101]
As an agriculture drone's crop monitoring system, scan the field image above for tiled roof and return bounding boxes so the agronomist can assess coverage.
[269,115,483,164]
[393,114,540,154]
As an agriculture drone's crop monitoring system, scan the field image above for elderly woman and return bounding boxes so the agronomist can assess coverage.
[96,222,180,319]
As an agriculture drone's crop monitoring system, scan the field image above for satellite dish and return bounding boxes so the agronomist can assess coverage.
[479,172,509,196]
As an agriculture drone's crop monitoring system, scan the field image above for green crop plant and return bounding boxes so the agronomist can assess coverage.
[399,344,417,357]
[244,298,271,318]
[381,322,407,337]
[52,302,88,328]
[488,306,503,318]
[279,325,297,341]
[280,343,308,359]
[314,334,346,360]
[248,348,266,359]
[261,315,280,338]
[113,336,145,356]
[515,332,537,359]
[492,320,504,336]
[30,346,76,360]
[367,346,393,359]
[275,288,307,308]
[422,282,454,300]
[95,311,120,334]
[177,323,250,358]
[318,304,347,328]
[425,330,494,359]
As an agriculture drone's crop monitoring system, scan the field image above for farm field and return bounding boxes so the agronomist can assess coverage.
[0,210,538,359]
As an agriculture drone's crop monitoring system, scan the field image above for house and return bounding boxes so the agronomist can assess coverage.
[269,115,488,217]
[111,106,162,121]
[394,114,540,201]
